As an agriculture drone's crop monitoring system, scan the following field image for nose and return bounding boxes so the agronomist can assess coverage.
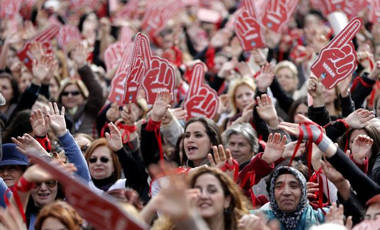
[39,183,48,190]
[282,185,292,195]
[198,190,209,199]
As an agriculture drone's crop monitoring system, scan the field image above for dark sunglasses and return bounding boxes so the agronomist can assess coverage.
[36,180,58,188]
[89,156,110,164]
[62,91,81,97]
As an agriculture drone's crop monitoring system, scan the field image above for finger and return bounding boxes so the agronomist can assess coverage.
[60,106,65,116]
[213,146,220,163]
[327,18,361,49]
[48,102,54,115]
[225,148,233,161]
[53,102,59,114]
[346,216,353,229]
[208,153,216,167]
[218,145,226,162]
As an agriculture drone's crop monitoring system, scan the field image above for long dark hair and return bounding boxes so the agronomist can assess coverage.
[182,117,222,167]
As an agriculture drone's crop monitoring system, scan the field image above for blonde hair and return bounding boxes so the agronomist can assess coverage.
[227,77,256,116]
[274,60,298,78]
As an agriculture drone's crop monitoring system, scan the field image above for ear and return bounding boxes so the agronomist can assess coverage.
[224,195,231,209]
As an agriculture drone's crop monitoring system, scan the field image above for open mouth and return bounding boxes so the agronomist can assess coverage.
[187,146,198,154]
[37,192,51,200]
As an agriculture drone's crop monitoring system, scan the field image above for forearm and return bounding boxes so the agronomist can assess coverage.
[58,131,91,182]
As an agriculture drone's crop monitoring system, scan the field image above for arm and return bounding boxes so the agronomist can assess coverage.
[351,72,376,109]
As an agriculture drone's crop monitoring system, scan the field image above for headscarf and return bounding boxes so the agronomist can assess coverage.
[269,166,308,230]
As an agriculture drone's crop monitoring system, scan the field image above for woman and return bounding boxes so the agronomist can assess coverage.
[0,72,19,123]
[275,61,299,97]
[224,77,255,127]
[34,201,83,230]
[182,117,222,167]
[152,167,249,230]
[84,138,123,191]
[288,97,308,123]
[259,166,325,230]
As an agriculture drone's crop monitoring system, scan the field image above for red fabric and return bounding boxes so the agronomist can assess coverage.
[238,153,275,207]
[145,119,164,160]
[205,45,215,71]
[172,46,183,67]
[35,136,52,152]
[220,159,239,182]
[308,168,330,211]
[14,176,35,192]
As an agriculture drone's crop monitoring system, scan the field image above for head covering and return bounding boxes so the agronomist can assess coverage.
[0,144,29,166]
[269,166,308,230]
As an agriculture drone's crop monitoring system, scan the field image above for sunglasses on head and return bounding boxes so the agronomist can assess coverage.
[62,91,81,97]
[36,180,57,188]
[89,156,110,164]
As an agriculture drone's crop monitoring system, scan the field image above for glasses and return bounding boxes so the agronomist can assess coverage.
[89,157,110,164]
[62,91,81,97]
[36,180,57,188]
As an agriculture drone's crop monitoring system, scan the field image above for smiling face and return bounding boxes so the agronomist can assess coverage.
[194,173,231,219]
[31,180,58,207]
[61,84,84,109]
[226,134,253,165]
[274,174,302,213]
[88,146,114,180]
[234,84,254,112]
[184,121,211,166]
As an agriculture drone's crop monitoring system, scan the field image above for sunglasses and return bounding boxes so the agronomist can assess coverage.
[62,91,81,97]
[36,180,58,188]
[89,156,110,164]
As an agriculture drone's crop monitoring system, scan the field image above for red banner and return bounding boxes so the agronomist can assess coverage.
[17,23,61,71]
[23,151,148,230]
[184,62,219,119]
[0,0,22,19]
[311,17,362,89]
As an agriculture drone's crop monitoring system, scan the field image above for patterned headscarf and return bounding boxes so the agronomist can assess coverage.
[269,166,308,230]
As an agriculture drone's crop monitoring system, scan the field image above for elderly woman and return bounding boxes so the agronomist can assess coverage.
[222,123,259,167]
[259,166,326,229]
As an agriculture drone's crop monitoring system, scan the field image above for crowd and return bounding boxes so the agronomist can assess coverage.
[1,0,380,229]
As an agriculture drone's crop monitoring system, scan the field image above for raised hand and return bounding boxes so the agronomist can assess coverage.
[325,202,345,226]
[105,122,123,152]
[170,107,187,121]
[262,133,287,164]
[120,103,139,125]
[336,73,352,97]
[71,42,89,68]
[256,94,278,128]
[208,145,237,179]
[282,141,305,159]
[151,92,171,122]
[307,75,324,106]
[12,133,49,158]
[32,54,55,85]
[29,41,44,61]
[255,63,275,92]
[106,103,121,122]
[369,61,380,80]
[0,205,26,230]
[351,134,373,164]
[344,109,375,129]
[46,102,67,137]
[30,109,49,137]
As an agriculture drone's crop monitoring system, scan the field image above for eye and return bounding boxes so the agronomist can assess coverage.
[185,133,191,138]
[195,133,203,138]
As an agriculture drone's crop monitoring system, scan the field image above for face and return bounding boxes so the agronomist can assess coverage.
[31,180,58,207]
[294,103,308,123]
[49,78,60,101]
[61,84,84,109]
[75,135,92,153]
[234,84,254,112]
[41,217,68,230]
[18,71,32,93]
[323,87,337,104]
[274,174,302,213]
[88,146,114,180]
[0,78,13,104]
[194,173,231,219]
[276,68,297,93]
[226,134,253,164]
[349,129,367,150]
[184,122,212,166]
[0,165,24,187]
[365,203,380,221]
